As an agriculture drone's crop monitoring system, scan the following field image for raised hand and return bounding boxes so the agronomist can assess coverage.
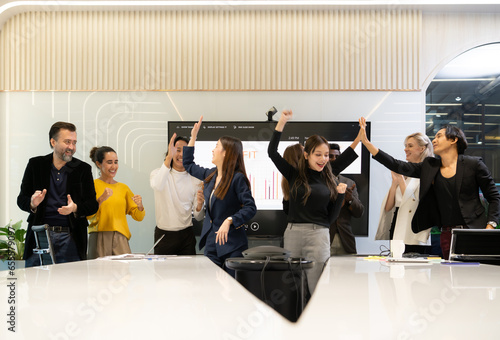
[189,115,203,146]
[358,117,367,142]
[276,109,293,132]
[280,109,293,122]
[168,133,177,155]
[358,117,379,156]
[164,133,177,167]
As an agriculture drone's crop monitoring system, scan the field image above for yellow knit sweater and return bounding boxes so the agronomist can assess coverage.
[87,179,145,239]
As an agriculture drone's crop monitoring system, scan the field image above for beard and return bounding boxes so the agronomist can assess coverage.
[56,148,74,162]
[62,153,73,162]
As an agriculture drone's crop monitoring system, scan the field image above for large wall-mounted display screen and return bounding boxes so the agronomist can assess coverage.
[169,121,371,238]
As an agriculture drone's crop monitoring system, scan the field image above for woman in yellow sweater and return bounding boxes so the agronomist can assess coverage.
[87,146,145,259]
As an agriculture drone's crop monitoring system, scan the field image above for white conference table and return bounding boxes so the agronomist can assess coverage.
[1,256,499,339]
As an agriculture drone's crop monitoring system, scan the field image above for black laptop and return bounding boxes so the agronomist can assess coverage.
[449,229,500,265]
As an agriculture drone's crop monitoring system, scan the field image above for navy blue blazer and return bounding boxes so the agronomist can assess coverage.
[183,146,257,257]
[17,153,98,260]
[374,150,500,232]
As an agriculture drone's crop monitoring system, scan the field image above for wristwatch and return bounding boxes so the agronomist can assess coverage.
[227,217,233,224]
[487,221,498,228]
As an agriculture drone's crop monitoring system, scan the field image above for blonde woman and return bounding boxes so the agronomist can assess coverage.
[375,132,434,254]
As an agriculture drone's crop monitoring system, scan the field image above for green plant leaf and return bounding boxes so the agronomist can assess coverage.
[15,229,26,242]
[11,220,23,229]
[0,220,25,260]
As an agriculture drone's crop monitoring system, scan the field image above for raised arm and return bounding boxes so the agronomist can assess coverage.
[164,133,176,168]
[348,122,365,150]
[275,109,292,132]
[358,117,379,156]
[188,116,203,147]
[268,110,296,180]
[183,115,217,181]
[358,117,423,178]
[150,134,177,191]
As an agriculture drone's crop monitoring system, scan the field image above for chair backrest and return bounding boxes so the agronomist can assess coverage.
[32,224,56,265]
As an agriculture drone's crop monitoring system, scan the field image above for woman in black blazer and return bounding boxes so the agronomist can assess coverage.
[183,116,256,276]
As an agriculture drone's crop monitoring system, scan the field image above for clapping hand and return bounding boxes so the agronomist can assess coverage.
[30,189,47,210]
[390,171,405,187]
[58,194,77,215]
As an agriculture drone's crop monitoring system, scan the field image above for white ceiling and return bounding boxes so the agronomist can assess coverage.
[436,44,500,79]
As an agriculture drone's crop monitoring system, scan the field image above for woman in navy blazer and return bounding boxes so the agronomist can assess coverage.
[183,116,257,276]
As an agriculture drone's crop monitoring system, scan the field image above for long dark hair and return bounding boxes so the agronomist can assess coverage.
[292,135,338,205]
[205,136,250,199]
[281,143,303,201]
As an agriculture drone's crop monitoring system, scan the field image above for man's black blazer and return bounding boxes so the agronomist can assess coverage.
[374,150,500,233]
[17,153,98,260]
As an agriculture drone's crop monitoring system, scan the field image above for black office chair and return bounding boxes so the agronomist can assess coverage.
[32,224,56,265]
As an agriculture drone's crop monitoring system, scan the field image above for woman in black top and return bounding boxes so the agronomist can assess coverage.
[268,110,347,294]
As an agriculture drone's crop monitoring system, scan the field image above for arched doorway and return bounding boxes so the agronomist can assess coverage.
[426,43,500,184]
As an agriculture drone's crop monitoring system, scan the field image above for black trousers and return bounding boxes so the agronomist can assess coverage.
[154,226,197,255]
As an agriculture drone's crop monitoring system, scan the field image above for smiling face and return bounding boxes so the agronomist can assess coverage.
[305,143,330,172]
[212,139,226,167]
[172,139,187,171]
[97,152,119,181]
[51,129,77,163]
[404,137,425,163]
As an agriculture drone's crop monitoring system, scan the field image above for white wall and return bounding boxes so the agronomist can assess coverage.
[0,90,423,255]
